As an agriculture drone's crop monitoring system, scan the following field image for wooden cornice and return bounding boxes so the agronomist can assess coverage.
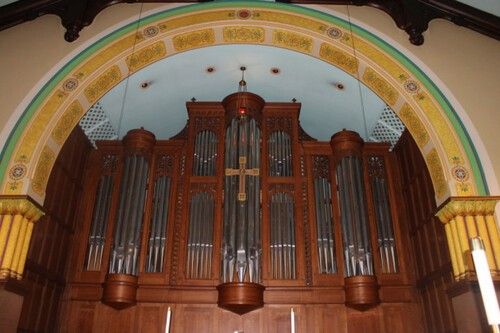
[0,0,498,45]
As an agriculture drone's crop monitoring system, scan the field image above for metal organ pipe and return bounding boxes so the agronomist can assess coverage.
[85,155,116,271]
[369,156,398,273]
[312,155,337,274]
[109,129,155,276]
[268,131,292,177]
[270,192,296,279]
[186,192,215,279]
[221,116,261,283]
[193,130,217,176]
[146,171,171,273]
[331,130,373,277]
[220,91,264,285]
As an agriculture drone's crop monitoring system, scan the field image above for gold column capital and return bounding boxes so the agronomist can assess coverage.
[0,195,45,280]
[435,196,500,280]
[436,196,500,223]
[0,195,44,222]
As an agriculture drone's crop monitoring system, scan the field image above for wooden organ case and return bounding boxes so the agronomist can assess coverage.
[67,91,420,331]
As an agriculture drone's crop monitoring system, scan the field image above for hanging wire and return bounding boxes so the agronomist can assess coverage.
[345,5,370,141]
[116,3,145,138]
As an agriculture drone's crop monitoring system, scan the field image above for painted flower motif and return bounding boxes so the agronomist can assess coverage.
[237,10,251,19]
[452,165,469,182]
[404,80,419,93]
[143,26,159,38]
[9,163,26,180]
[63,78,78,91]
[327,27,342,39]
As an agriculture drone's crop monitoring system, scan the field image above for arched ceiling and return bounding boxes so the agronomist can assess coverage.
[97,44,389,141]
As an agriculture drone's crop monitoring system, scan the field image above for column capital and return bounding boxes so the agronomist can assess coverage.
[0,195,44,222]
[436,196,500,223]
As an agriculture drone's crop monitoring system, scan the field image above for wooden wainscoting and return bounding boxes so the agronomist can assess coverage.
[59,301,424,333]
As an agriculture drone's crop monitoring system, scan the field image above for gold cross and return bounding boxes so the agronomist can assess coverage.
[225,156,259,201]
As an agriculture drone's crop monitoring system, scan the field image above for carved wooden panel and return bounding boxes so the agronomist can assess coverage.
[18,126,91,332]
[393,130,456,333]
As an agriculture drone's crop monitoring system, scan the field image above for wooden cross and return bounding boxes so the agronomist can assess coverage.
[225,156,259,201]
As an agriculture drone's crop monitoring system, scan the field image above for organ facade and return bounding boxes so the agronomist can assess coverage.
[65,90,420,331]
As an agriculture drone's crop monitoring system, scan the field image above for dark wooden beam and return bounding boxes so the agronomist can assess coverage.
[0,0,498,45]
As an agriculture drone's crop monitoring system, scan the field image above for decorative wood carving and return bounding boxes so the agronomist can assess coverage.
[265,117,293,134]
[302,181,313,286]
[169,153,186,285]
[299,124,317,142]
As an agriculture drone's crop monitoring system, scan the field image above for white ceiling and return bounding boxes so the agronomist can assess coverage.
[99,44,389,141]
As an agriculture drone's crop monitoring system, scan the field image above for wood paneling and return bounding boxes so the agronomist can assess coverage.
[393,130,456,333]
[17,126,91,333]
[59,301,426,333]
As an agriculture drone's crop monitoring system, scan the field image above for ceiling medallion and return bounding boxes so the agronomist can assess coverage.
[270,67,280,75]
[452,165,469,182]
[327,27,343,39]
[237,10,251,20]
[143,26,159,38]
[404,80,420,94]
[140,81,152,89]
[334,82,345,90]
[62,78,78,92]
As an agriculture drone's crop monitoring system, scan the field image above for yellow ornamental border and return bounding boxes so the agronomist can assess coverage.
[1,6,475,204]
[223,26,265,43]
[126,41,167,73]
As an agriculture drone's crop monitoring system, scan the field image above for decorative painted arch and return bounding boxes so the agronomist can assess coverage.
[0,1,490,206]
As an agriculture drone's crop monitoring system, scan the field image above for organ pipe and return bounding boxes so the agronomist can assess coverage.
[85,155,116,271]
[221,100,262,283]
[270,192,296,279]
[193,130,217,176]
[186,191,214,279]
[109,129,155,276]
[268,131,293,177]
[312,156,337,274]
[368,156,398,273]
[331,130,373,277]
[145,174,171,273]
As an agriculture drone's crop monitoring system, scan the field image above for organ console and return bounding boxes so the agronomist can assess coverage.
[71,85,409,316]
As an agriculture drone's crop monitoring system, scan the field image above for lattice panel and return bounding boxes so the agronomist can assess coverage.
[79,102,117,147]
[369,106,405,149]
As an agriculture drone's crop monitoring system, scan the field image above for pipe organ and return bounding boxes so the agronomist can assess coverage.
[72,91,410,316]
